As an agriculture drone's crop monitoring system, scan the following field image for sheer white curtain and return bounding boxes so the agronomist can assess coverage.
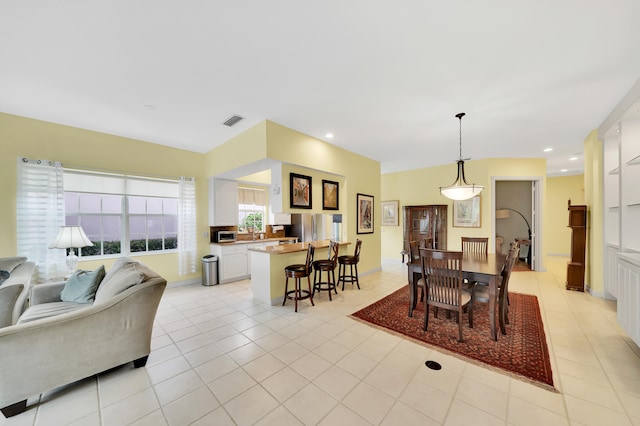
[178,177,197,275]
[16,157,66,281]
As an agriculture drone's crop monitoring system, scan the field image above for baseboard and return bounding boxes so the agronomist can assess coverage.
[167,278,200,288]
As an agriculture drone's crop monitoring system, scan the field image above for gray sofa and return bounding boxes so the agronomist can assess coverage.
[0,257,166,418]
[0,258,36,327]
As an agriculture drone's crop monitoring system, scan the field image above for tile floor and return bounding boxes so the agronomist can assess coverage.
[3,256,640,425]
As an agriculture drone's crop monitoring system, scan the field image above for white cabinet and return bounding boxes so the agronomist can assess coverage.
[271,213,291,225]
[246,241,279,271]
[211,244,248,283]
[208,178,238,226]
[616,254,640,347]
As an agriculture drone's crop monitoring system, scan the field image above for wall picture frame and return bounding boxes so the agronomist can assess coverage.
[322,179,339,210]
[381,200,399,226]
[290,173,312,209]
[453,195,481,228]
[357,193,374,234]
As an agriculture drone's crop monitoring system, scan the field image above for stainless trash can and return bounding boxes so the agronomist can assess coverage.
[202,255,219,286]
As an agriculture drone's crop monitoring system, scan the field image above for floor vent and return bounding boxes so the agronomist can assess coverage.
[222,115,244,127]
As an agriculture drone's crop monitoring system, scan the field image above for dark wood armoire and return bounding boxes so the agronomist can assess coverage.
[402,205,448,259]
[566,200,587,291]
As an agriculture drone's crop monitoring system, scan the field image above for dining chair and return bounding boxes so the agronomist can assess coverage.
[461,237,488,255]
[473,245,520,334]
[417,248,473,342]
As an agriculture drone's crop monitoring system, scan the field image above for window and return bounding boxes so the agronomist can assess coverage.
[64,169,180,258]
[237,187,267,233]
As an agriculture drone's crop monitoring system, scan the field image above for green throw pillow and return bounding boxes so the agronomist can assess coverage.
[60,265,106,303]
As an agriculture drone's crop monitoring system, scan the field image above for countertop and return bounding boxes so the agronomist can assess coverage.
[211,237,297,246]
[248,240,351,255]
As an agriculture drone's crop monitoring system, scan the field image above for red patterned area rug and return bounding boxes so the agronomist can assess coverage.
[351,286,556,391]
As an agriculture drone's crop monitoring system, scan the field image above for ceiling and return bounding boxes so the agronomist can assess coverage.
[3,1,640,176]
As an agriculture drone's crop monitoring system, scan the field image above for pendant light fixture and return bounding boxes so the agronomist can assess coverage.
[439,112,484,200]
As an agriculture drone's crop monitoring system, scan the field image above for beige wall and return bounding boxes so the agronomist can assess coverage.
[584,130,604,295]
[381,158,547,263]
[545,174,585,256]
[0,113,209,284]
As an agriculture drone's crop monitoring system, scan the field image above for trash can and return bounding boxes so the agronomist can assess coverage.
[202,255,218,286]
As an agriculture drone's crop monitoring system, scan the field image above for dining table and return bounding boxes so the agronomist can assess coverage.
[407,252,507,341]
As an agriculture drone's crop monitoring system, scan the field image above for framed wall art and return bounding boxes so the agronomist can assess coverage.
[322,179,339,210]
[357,193,374,234]
[453,195,481,228]
[290,173,312,209]
[381,200,399,226]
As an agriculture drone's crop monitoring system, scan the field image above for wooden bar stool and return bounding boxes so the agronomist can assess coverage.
[338,239,362,290]
[312,241,339,300]
[283,244,315,312]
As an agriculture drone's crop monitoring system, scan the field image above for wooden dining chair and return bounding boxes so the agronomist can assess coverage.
[461,237,488,255]
[417,248,473,342]
[473,245,519,334]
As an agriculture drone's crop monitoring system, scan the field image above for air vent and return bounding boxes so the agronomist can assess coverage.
[222,115,244,127]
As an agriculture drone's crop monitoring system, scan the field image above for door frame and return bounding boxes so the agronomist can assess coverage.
[491,176,545,272]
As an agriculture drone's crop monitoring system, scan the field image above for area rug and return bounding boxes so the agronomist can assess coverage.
[351,286,555,391]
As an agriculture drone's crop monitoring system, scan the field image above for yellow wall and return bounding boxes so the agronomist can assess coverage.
[545,174,585,255]
[584,130,604,295]
[381,158,547,261]
[0,112,209,284]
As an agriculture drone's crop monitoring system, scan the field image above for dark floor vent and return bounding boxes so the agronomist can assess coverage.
[222,115,244,127]
[425,360,442,370]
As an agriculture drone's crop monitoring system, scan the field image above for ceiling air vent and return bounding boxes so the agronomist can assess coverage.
[222,115,244,127]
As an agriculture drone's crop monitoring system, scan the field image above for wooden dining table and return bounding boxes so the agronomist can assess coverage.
[407,252,506,341]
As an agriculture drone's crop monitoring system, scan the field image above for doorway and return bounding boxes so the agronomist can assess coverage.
[493,178,542,271]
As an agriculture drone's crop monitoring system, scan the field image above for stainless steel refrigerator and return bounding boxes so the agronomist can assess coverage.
[288,213,315,242]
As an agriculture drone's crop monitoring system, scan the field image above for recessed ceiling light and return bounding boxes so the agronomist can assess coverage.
[143,105,155,111]
[561,169,568,172]
[543,148,553,152]
[570,156,578,161]
[325,133,334,139]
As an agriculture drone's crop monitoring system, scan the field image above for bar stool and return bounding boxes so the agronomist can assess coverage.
[312,241,339,300]
[338,239,362,290]
[283,244,315,312]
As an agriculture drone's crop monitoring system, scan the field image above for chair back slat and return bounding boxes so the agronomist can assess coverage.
[305,244,315,274]
[353,239,362,260]
[461,237,488,255]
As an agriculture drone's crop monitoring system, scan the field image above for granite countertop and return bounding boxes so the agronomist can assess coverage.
[211,237,297,246]
[248,240,351,255]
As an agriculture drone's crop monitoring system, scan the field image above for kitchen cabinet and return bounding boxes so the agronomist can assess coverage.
[211,244,248,283]
[271,213,291,225]
[246,241,279,271]
[208,178,238,226]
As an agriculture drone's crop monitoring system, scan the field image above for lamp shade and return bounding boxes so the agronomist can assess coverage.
[495,209,511,219]
[49,226,93,249]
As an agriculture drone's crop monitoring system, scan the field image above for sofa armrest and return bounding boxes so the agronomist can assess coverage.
[29,281,66,305]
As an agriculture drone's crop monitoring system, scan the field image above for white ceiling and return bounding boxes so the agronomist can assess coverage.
[3,1,640,176]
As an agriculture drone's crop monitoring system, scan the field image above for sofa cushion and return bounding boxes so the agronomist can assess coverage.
[17,301,89,324]
[94,258,157,303]
[60,266,105,303]
[0,257,27,275]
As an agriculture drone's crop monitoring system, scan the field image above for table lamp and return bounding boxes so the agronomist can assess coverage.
[49,225,93,275]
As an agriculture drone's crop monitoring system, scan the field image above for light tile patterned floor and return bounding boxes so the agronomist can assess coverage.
[3,256,640,425]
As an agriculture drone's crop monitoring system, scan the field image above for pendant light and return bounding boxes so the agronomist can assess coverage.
[439,112,484,200]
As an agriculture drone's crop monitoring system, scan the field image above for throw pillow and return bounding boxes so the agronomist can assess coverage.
[60,265,106,303]
[0,257,27,274]
[94,260,145,303]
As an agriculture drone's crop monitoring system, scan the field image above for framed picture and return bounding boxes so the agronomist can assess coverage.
[357,193,374,234]
[322,179,339,210]
[381,200,399,226]
[290,173,312,209]
[453,195,481,227]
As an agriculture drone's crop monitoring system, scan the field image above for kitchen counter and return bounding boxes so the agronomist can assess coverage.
[248,239,350,255]
[211,237,297,246]
[250,240,351,305]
